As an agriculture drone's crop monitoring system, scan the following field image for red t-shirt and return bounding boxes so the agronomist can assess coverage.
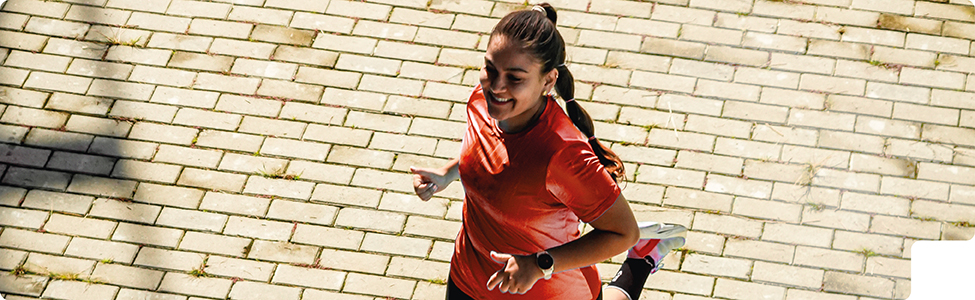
[451,85,622,299]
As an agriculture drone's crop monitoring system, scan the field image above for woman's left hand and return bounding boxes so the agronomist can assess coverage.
[486,251,544,294]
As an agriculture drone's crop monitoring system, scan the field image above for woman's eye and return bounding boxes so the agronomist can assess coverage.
[507,76,521,83]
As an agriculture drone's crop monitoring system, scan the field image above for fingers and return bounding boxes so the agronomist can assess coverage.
[486,270,502,291]
[489,251,510,264]
[410,166,435,178]
[411,167,440,201]
[485,252,534,294]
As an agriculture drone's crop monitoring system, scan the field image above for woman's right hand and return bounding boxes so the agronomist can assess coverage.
[410,166,450,201]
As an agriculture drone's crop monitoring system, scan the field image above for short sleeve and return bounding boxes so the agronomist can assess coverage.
[545,143,622,223]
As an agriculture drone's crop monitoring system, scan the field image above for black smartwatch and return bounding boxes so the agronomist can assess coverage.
[536,251,554,280]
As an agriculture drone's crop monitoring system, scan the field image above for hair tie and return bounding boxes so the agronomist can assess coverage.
[532,5,546,14]
[563,98,575,103]
[556,63,566,68]
[588,136,597,141]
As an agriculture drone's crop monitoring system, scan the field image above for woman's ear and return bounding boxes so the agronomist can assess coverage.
[543,67,558,93]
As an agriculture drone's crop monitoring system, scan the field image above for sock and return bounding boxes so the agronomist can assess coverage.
[607,258,654,300]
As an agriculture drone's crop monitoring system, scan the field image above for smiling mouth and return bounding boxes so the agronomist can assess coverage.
[487,91,513,104]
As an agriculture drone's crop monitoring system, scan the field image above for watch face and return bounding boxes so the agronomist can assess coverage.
[537,253,554,270]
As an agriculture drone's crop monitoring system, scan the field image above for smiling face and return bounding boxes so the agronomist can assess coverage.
[480,35,558,133]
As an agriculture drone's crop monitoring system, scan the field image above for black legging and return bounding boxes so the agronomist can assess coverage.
[446,278,603,300]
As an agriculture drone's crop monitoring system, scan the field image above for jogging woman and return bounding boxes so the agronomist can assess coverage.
[411,4,685,299]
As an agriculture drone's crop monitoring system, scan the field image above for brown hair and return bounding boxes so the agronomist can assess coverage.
[491,3,625,182]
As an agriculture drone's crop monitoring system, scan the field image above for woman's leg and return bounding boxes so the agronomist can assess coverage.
[602,235,686,300]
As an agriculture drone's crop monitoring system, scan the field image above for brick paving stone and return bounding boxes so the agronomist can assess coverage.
[205,255,274,281]
[763,221,834,247]
[224,216,293,241]
[793,246,864,273]
[342,272,415,299]
[218,153,287,175]
[387,256,450,282]
[292,223,362,250]
[647,129,716,153]
[334,54,401,77]
[281,161,353,186]
[884,138,954,163]
[24,252,95,276]
[714,278,787,300]
[335,206,407,233]
[951,185,975,205]
[693,212,765,238]
[733,197,803,222]
[6,50,72,73]
[705,174,773,199]
[133,183,203,209]
[24,129,93,152]
[216,94,284,117]
[178,231,248,256]
[246,240,317,264]
[303,290,373,300]
[89,198,161,224]
[116,289,186,300]
[681,253,752,279]
[64,237,139,264]
[310,183,383,207]
[156,207,228,232]
[937,54,975,74]
[112,222,182,248]
[0,272,47,297]
[361,232,432,257]
[194,130,264,153]
[243,176,315,200]
[273,46,338,68]
[0,228,70,254]
[912,200,975,224]
[316,248,389,275]
[723,238,795,264]
[228,6,292,26]
[271,264,346,290]
[43,213,117,239]
[158,272,233,299]
[644,270,715,296]
[4,167,71,191]
[45,280,120,299]
[21,189,90,215]
[0,248,26,270]
[404,216,462,241]
[177,168,248,192]
[834,230,905,257]
[823,271,894,298]
[871,214,941,240]
[134,247,206,271]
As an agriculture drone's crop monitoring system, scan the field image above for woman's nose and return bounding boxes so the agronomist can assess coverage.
[489,80,506,94]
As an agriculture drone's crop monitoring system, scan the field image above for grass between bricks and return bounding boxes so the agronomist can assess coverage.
[10,265,105,284]
[189,258,211,278]
[856,248,879,258]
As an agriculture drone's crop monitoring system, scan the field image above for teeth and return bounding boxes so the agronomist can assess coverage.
[495,97,511,102]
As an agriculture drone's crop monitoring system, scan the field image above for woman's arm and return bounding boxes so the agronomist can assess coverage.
[487,193,639,294]
[410,158,460,201]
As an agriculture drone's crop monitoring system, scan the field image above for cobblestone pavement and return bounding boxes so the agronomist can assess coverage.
[0,0,973,299]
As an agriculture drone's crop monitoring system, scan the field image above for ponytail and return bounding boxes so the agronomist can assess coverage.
[494,3,625,182]
[555,65,625,182]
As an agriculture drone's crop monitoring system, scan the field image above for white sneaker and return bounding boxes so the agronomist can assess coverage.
[628,222,687,274]
[637,222,687,240]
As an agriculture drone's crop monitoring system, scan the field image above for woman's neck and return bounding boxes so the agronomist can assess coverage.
[497,96,548,134]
